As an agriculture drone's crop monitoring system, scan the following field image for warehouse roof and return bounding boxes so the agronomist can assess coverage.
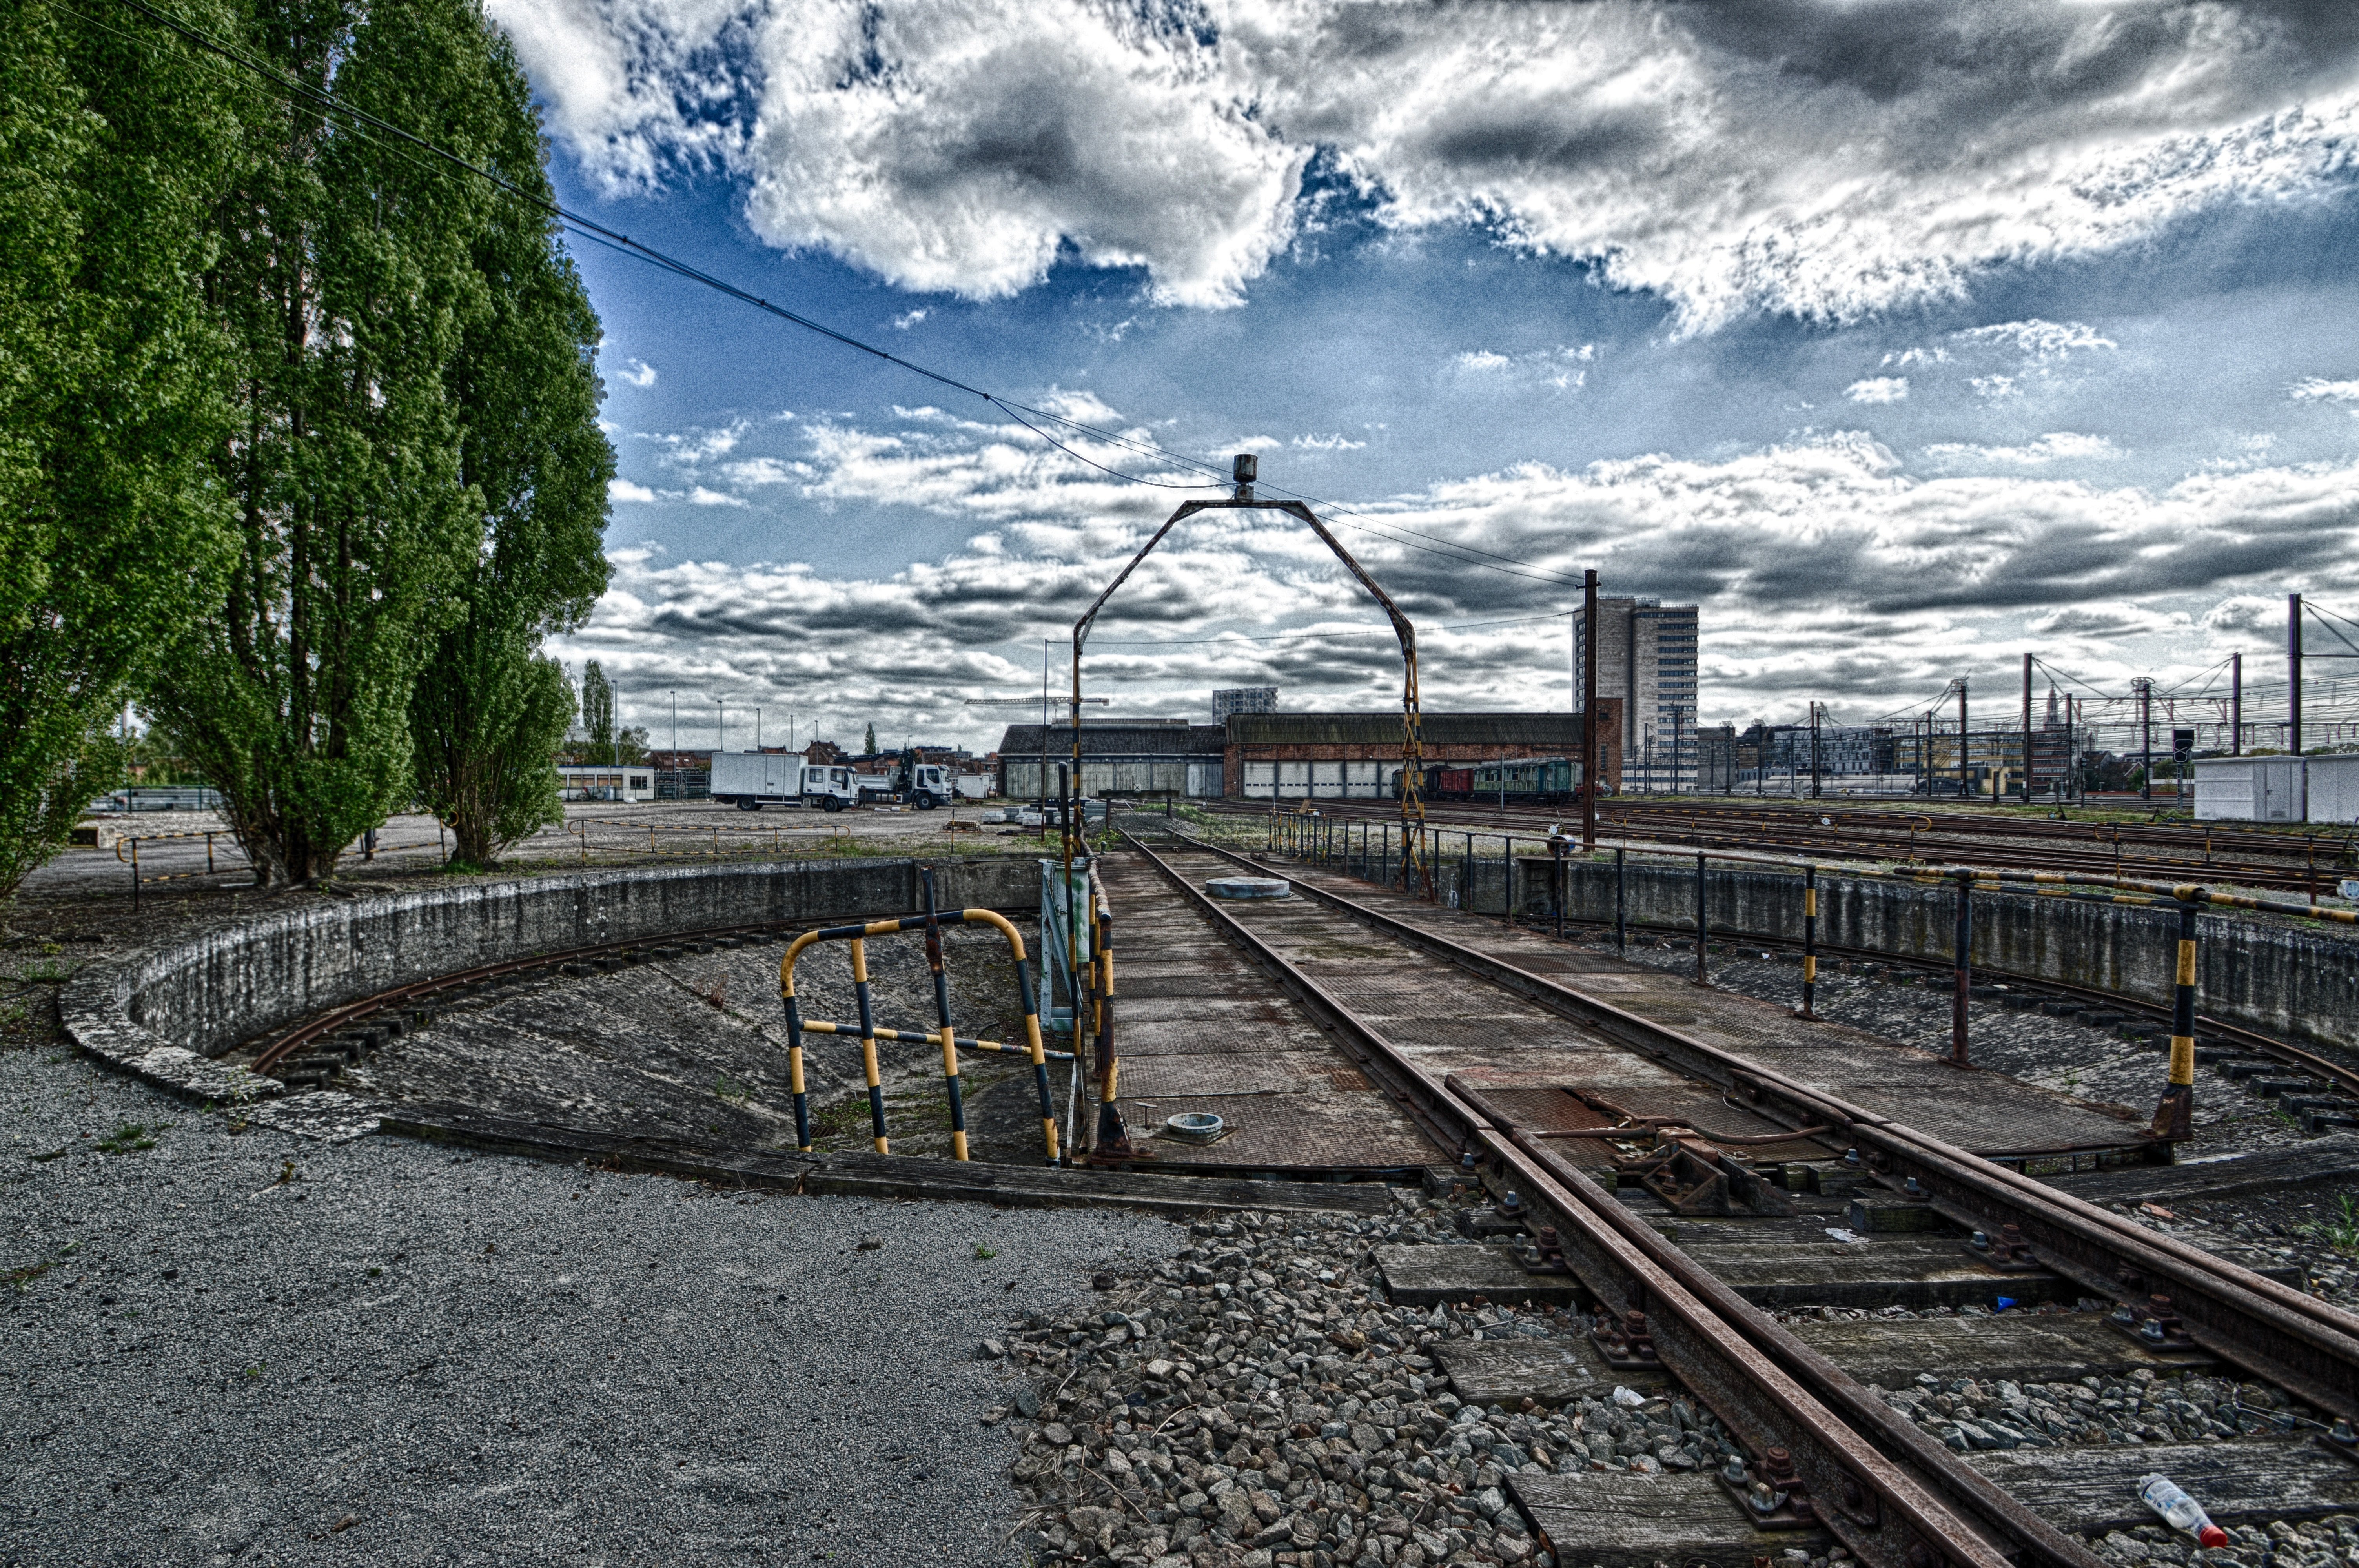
[995,721,1227,756]
[1224,711,1597,747]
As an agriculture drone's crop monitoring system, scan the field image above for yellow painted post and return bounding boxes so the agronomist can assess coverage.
[850,936,888,1153]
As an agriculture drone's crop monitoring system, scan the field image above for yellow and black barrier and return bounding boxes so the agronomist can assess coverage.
[1088,866,1128,1156]
[778,870,1060,1165]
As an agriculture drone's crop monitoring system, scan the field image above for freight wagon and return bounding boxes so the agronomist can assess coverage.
[1398,756,1598,805]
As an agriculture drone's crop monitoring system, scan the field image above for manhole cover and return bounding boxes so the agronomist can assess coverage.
[1206,876,1291,900]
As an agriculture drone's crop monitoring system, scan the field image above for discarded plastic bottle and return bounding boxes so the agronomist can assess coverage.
[2137,1473,2228,1548]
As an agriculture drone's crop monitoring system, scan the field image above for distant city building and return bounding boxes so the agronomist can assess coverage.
[1213,687,1279,718]
[1573,597,1699,792]
[1694,725,1738,792]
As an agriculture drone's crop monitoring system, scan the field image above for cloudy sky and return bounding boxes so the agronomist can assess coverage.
[496,0,2359,754]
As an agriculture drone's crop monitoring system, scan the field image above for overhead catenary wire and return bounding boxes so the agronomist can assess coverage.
[1089,608,1577,647]
[89,0,1611,594]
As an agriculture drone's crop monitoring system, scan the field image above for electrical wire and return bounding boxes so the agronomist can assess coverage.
[86,0,1612,591]
[1089,609,1577,648]
[80,0,1234,496]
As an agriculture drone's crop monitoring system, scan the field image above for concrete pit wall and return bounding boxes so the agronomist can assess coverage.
[1486,855,2359,1054]
[64,856,1041,1101]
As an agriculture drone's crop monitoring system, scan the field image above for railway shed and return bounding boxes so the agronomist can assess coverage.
[1223,705,1622,800]
[995,719,1228,799]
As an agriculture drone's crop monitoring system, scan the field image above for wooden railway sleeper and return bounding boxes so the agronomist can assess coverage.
[1207,829,2359,1416]
[1120,831,2091,1568]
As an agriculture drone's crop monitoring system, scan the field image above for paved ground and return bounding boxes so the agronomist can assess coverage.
[2,1037,1185,1568]
[28,798,1053,903]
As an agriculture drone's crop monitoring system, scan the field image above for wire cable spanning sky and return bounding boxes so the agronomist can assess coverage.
[96,0,1589,594]
[73,0,2359,749]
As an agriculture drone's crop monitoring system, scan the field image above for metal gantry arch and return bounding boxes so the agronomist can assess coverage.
[1067,456,1430,896]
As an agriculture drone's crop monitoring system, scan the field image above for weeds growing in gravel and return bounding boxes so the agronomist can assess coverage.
[2307,1196,2359,1255]
[94,1120,162,1154]
[974,1243,998,1260]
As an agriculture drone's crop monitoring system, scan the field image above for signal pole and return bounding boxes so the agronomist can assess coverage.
[2020,653,2033,803]
[2291,593,2305,756]
[1581,569,1599,850]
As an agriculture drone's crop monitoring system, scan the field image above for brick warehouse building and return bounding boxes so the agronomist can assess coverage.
[1221,707,1621,799]
[995,707,1620,800]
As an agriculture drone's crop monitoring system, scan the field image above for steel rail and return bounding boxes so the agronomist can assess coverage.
[1219,798,2351,892]
[1181,831,2359,1427]
[1534,908,2359,1108]
[1117,829,2092,1568]
[248,918,792,1073]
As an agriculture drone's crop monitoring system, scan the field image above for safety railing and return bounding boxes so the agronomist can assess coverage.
[778,866,1063,1164]
[1257,811,2359,1144]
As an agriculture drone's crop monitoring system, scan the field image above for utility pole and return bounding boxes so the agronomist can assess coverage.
[2291,593,2305,756]
[670,690,678,758]
[718,699,725,754]
[1956,679,1969,800]
[2136,676,2153,800]
[2020,652,2033,804]
[756,706,763,751]
[1809,703,1822,799]
[1581,569,1599,849]
[2230,653,2242,756]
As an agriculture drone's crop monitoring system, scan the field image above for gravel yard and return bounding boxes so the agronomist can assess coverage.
[998,1193,2359,1568]
[2,1036,1184,1568]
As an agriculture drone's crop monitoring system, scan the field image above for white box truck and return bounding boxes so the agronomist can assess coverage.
[709,752,860,812]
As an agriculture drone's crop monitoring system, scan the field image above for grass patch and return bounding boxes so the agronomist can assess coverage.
[2305,1195,2359,1255]
[973,1242,998,1260]
[94,1120,163,1154]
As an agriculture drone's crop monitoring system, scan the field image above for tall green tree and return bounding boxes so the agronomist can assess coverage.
[863,722,877,756]
[0,0,245,894]
[150,0,554,886]
[580,660,618,763]
[408,25,612,868]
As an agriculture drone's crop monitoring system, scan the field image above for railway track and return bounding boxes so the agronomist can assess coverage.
[1208,799,2356,896]
[1115,825,2359,1566]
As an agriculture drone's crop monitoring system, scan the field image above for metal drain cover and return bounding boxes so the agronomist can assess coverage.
[1164,1112,1227,1144]
[1205,876,1291,900]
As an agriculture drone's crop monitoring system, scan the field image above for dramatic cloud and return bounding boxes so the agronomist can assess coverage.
[1922,432,2124,466]
[2294,377,2359,403]
[1846,377,1909,404]
[503,0,2359,324]
[564,401,2359,746]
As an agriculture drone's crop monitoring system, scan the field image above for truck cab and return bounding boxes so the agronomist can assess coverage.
[893,757,953,810]
[800,764,859,812]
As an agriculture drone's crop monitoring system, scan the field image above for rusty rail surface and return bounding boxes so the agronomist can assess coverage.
[1117,829,2099,1568]
[1162,828,2359,1431]
[1212,796,2355,896]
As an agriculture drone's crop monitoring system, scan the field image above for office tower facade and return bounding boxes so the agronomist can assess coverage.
[1572,596,1700,792]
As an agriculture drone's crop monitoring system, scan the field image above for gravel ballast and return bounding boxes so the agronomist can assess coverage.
[2,1040,1184,1567]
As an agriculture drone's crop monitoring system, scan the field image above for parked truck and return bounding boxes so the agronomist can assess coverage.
[886,752,960,809]
[708,752,861,812]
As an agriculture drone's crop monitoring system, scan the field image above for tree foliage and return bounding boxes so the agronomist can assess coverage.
[0,0,244,894]
[1,0,613,891]
[581,661,618,764]
[147,0,613,885]
[407,25,611,867]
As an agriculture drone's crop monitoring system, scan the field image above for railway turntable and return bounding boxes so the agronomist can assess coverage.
[1090,840,2157,1180]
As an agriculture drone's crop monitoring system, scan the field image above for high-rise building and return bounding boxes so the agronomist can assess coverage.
[1572,597,1700,792]
[1212,687,1278,718]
